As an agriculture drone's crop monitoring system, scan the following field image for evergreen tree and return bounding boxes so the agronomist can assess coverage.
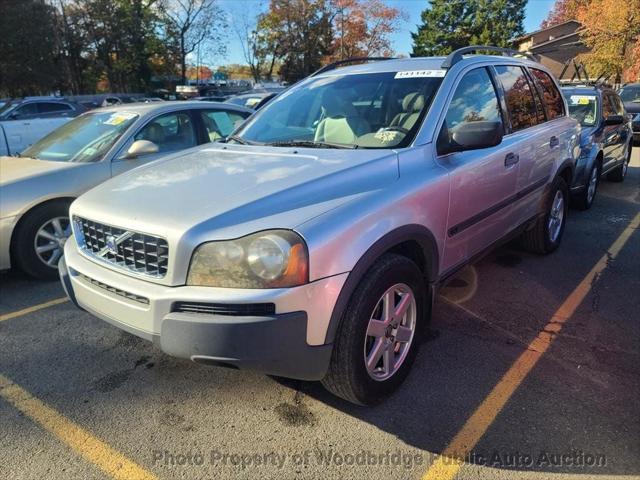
[412,0,527,57]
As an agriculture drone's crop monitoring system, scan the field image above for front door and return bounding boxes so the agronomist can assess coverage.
[111,110,198,177]
[436,66,519,270]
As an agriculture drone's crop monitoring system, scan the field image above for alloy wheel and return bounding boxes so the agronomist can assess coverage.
[364,283,417,381]
[34,216,71,268]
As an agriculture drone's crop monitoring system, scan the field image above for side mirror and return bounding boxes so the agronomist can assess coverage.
[442,121,503,154]
[604,114,624,126]
[125,140,159,159]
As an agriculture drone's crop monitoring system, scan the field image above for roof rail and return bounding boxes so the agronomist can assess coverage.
[310,57,395,77]
[441,46,537,69]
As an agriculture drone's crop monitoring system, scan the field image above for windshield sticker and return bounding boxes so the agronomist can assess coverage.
[569,95,596,105]
[104,112,137,125]
[395,70,446,79]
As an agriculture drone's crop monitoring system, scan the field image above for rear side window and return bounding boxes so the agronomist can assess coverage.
[530,68,565,119]
[199,109,248,141]
[437,67,502,154]
[39,102,73,113]
[494,66,539,132]
[602,94,617,118]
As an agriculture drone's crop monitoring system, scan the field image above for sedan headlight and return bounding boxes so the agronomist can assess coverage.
[187,230,308,288]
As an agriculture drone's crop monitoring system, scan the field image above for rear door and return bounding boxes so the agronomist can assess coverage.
[435,66,518,268]
[497,66,565,224]
[601,93,624,170]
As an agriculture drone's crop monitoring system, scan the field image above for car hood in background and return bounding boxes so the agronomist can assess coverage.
[624,102,640,114]
[73,145,399,240]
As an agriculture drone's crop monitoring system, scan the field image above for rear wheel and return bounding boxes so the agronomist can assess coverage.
[12,201,72,280]
[607,144,631,182]
[322,254,427,405]
[573,162,600,210]
[521,176,568,254]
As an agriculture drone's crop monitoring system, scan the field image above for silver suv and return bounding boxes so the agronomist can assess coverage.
[60,47,580,405]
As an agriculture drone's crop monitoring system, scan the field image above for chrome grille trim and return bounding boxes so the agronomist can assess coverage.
[79,273,150,305]
[73,216,169,278]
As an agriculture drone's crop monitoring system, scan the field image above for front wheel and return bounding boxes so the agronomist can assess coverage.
[321,254,427,405]
[12,201,72,280]
[521,176,568,254]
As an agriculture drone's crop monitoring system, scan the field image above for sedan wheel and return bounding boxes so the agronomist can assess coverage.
[34,217,71,267]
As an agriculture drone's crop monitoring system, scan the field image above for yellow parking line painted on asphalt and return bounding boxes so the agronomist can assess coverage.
[422,212,640,480]
[0,297,68,322]
[0,374,157,480]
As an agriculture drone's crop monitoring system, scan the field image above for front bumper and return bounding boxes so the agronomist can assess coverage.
[0,215,17,271]
[61,241,347,380]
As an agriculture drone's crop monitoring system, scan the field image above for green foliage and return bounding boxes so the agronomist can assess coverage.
[0,1,60,96]
[411,0,527,57]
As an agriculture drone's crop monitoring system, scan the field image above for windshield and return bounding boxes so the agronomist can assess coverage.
[619,86,640,103]
[235,71,443,149]
[21,111,139,162]
[566,93,598,126]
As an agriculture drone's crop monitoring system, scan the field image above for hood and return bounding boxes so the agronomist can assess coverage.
[73,145,399,240]
[0,156,79,186]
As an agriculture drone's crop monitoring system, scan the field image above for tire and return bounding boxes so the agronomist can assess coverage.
[12,200,72,280]
[521,176,568,254]
[321,253,427,405]
[572,162,600,210]
[607,144,631,182]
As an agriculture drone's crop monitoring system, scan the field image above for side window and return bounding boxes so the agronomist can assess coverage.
[610,94,625,115]
[199,109,248,142]
[14,103,38,118]
[437,67,502,154]
[494,65,539,131]
[134,112,197,153]
[39,102,73,114]
[602,94,616,118]
[530,68,565,119]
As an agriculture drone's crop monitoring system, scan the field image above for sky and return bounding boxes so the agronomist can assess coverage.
[215,0,556,68]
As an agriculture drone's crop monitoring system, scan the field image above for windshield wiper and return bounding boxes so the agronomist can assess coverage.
[266,140,357,149]
[226,134,248,145]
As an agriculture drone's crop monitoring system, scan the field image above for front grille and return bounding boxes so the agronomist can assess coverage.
[172,302,276,316]
[74,216,169,277]
[79,273,149,305]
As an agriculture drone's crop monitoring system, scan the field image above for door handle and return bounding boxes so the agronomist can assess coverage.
[549,136,559,148]
[504,152,519,167]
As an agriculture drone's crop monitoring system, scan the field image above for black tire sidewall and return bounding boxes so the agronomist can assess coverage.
[340,255,426,404]
[13,201,71,280]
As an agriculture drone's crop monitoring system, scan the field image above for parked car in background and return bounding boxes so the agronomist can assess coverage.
[0,101,252,279]
[562,86,633,209]
[618,83,640,144]
[0,97,86,155]
[61,48,580,405]
[224,92,278,110]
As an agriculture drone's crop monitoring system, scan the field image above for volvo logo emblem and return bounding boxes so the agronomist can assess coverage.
[106,235,118,254]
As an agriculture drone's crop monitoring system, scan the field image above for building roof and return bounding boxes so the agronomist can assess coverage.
[514,19,581,43]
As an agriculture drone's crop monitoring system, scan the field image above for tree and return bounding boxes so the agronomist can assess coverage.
[161,0,228,84]
[411,0,527,57]
[541,0,589,28]
[575,0,640,83]
[329,0,406,61]
[0,0,60,96]
[259,0,334,83]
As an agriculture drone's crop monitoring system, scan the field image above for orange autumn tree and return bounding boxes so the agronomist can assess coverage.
[576,0,640,82]
[541,0,589,28]
[328,0,406,61]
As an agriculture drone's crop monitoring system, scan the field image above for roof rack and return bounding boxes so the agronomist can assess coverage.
[310,57,395,77]
[441,46,537,69]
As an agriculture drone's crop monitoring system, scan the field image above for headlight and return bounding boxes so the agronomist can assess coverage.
[186,230,308,288]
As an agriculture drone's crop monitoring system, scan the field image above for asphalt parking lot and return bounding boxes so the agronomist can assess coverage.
[1,150,639,480]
